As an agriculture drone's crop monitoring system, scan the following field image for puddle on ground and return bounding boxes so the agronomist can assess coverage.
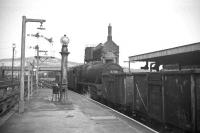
[65,115,74,118]
[90,116,116,120]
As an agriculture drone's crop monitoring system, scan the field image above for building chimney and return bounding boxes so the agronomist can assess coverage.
[107,24,112,41]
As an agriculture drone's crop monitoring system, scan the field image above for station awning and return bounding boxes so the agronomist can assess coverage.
[129,42,200,65]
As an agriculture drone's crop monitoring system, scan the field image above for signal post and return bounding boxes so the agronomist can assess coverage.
[19,16,45,113]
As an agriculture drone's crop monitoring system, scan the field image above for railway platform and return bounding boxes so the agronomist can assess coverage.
[0,88,157,133]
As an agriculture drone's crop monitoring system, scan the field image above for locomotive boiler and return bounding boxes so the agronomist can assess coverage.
[68,62,127,108]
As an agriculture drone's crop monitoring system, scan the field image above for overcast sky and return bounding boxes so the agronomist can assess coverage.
[0,0,200,67]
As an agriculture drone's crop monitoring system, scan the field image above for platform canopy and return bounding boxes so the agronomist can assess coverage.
[129,42,200,65]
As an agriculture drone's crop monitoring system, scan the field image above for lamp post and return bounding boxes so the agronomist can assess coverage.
[19,16,46,113]
[59,35,70,104]
[11,43,16,84]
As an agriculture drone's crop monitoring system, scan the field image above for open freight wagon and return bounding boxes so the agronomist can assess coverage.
[107,70,200,132]
[131,70,200,132]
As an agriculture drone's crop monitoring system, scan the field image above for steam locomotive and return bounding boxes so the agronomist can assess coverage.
[67,62,128,108]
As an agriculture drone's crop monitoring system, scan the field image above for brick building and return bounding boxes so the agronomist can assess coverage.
[85,24,119,64]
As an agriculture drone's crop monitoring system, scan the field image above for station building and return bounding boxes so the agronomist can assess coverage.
[84,24,119,64]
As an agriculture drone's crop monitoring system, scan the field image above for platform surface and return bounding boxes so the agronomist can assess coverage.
[0,88,153,133]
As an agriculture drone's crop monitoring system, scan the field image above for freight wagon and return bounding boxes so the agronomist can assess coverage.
[106,70,199,132]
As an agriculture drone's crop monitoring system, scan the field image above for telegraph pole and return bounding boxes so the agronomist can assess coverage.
[19,16,45,113]
[124,61,131,73]
[35,45,39,92]
[27,65,31,101]
[30,60,35,97]
[11,43,16,84]
[34,45,49,92]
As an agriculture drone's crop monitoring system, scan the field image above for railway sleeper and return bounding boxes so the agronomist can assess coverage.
[6,97,13,110]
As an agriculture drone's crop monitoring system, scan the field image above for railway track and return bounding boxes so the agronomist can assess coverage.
[0,79,29,117]
[0,92,19,116]
[0,81,19,116]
